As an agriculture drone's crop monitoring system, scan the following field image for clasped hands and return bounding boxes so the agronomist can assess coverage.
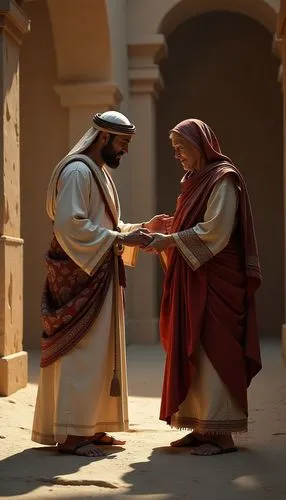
[118,214,175,253]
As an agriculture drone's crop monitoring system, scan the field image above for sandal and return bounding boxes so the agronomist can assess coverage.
[190,441,238,456]
[57,439,105,457]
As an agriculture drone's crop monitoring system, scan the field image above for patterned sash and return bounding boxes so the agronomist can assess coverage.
[40,237,114,367]
[40,155,125,369]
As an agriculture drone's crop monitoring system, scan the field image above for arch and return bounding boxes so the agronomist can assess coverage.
[158,0,278,37]
[47,0,112,82]
[156,11,283,336]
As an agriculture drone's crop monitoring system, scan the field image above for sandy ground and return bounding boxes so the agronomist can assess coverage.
[0,339,286,500]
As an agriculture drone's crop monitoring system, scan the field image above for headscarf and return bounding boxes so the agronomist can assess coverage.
[46,111,136,220]
[170,118,232,165]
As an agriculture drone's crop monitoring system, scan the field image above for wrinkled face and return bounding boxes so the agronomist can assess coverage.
[170,131,201,171]
[101,134,132,169]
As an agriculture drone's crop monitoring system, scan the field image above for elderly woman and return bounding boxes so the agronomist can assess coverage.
[147,119,262,456]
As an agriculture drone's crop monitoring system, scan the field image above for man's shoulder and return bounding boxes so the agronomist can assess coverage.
[60,160,92,180]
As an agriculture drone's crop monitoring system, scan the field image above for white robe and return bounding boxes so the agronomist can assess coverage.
[32,159,140,445]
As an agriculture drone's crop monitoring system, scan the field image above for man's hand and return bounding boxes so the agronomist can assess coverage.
[143,214,173,233]
[119,229,153,248]
[143,233,175,253]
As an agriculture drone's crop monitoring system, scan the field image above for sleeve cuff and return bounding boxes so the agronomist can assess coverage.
[173,233,201,270]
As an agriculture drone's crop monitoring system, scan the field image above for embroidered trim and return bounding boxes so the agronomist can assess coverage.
[171,416,247,434]
[32,420,130,444]
[175,228,213,269]
[173,233,199,270]
[54,420,129,429]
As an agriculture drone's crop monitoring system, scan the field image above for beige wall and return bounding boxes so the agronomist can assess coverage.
[20,0,68,348]
[47,0,112,82]
[156,11,283,336]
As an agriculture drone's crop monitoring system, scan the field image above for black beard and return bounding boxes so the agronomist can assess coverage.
[101,142,123,169]
[106,159,120,169]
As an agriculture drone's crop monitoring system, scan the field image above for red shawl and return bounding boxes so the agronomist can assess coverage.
[160,119,262,424]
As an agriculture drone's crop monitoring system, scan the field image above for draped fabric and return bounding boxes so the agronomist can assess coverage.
[160,161,262,424]
[40,236,114,367]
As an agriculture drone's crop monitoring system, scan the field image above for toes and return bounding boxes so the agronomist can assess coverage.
[170,433,198,447]
[90,449,104,457]
[98,436,125,445]
[170,438,182,446]
[114,439,126,445]
[189,447,198,455]
[93,448,105,457]
[78,445,105,457]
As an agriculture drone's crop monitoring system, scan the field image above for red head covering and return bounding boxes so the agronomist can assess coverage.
[170,118,232,165]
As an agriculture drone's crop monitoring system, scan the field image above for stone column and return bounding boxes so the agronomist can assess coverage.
[54,81,122,146]
[0,0,29,395]
[277,0,286,363]
[127,36,166,344]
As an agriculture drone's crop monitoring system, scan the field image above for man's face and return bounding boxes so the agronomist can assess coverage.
[101,134,132,169]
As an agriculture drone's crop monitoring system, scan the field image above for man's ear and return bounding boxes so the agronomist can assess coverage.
[99,132,110,146]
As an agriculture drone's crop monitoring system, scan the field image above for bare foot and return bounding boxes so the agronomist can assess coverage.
[58,439,105,457]
[170,432,201,447]
[189,434,237,456]
[92,432,126,446]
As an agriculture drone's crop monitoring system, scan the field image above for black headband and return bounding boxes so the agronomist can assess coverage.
[93,113,136,135]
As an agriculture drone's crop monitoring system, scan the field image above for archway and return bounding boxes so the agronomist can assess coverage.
[158,0,278,35]
[156,10,283,337]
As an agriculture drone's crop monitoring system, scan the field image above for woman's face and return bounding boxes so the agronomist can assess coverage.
[170,131,201,171]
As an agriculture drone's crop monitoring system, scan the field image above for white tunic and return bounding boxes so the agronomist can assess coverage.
[32,160,140,445]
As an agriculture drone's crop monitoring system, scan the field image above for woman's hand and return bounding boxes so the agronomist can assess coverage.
[143,233,175,253]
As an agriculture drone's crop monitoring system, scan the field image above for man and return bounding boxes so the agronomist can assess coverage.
[146,119,262,456]
[32,111,167,457]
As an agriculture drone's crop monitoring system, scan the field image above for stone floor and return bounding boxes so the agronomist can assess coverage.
[0,339,286,499]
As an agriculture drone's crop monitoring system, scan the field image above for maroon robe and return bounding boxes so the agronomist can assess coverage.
[160,120,262,424]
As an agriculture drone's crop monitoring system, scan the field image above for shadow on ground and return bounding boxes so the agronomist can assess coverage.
[119,443,286,500]
[0,446,125,497]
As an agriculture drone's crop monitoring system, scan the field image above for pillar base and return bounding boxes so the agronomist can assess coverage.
[0,351,28,396]
[127,318,159,344]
